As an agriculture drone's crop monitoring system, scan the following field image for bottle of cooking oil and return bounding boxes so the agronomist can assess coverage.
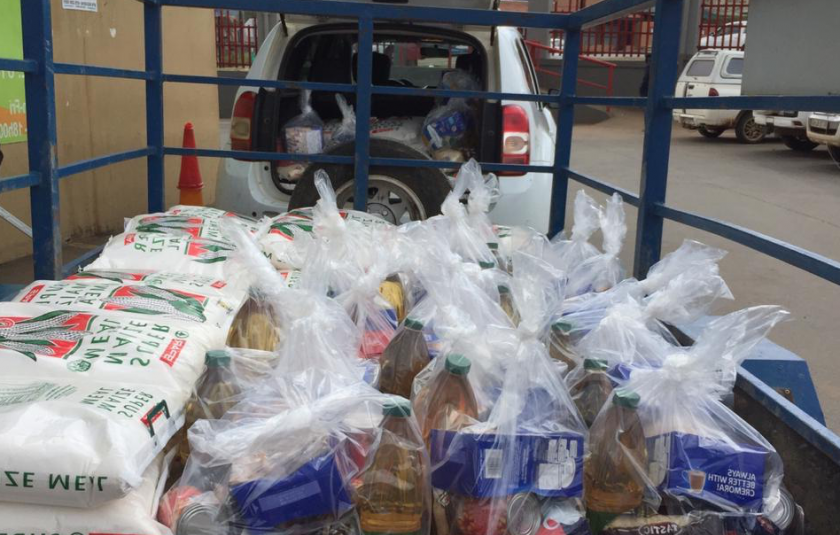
[570,358,614,427]
[548,320,578,375]
[585,389,647,521]
[226,292,280,351]
[420,353,479,450]
[178,350,242,464]
[359,401,427,535]
[380,318,430,398]
[498,285,520,326]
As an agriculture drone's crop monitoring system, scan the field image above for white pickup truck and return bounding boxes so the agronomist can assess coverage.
[754,111,818,152]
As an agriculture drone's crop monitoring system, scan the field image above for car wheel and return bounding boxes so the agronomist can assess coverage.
[780,135,819,152]
[735,112,766,144]
[828,145,840,168]
[288,139,451,223]
[698,126,724,139]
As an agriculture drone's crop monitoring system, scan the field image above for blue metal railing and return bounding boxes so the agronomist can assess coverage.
[2,0,840,298]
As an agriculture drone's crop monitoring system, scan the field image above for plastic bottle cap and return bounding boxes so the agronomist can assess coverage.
[383,401,412,418]
[205,350,231,368]
[551,321,573,334]
[404,318,424,331]
[487,242,499,251]
[613,388,641,409]
[445,353,472,375]
[479,261,496,269]
[498,285,511,294]
[583,358,609,371]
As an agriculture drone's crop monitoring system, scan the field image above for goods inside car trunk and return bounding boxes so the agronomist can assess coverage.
[245,25,501,221]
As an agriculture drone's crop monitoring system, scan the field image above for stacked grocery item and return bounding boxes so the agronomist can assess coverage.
[0,160,804,534]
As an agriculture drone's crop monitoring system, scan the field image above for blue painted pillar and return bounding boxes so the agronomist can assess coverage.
[145,1,165,212]
[22,0,61,280]
[633,0,684,279]
[548,28,580,238]
[353,15,374,212]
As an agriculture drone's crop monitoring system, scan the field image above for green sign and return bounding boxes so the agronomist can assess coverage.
[0,1,27,144]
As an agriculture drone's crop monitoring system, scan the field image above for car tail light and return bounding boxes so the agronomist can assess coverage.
[230,91,257,154]
[708,87,719,97]
[501,104,530,176]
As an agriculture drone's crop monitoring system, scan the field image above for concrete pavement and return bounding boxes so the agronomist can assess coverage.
[567,109,840,432]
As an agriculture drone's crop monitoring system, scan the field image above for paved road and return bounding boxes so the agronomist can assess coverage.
[568,109,840,432]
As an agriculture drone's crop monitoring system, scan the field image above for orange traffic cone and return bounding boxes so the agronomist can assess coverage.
[178,122,204,206]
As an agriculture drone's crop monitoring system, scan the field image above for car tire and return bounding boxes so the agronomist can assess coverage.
[780,135,818,152]
[698,126,724,139]
[735,112,766,144]
[288,139,452,222]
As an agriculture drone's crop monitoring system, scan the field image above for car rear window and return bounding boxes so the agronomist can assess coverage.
[725,57,744,76]
[686,59,715,77]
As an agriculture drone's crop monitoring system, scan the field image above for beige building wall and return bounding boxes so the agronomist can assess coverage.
[0,1,220,265]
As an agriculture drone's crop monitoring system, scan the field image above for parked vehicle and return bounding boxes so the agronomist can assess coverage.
[806,112,840,165]
[673,49,766,144]
[699,21,747,50]
[215,0,557,232]
[754,111,818,152]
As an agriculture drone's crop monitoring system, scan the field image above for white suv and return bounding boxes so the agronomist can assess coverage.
[215,3,557,232]
[673,49,766,144]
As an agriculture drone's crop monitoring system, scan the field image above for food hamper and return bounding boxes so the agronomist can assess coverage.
[0,159,804,535]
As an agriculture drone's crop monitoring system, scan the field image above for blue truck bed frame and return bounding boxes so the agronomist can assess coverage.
[1,0,839,527]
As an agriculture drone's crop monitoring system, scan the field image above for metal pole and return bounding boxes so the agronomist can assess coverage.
[353,15,374,212]
[22,0,61,280]
[633,0,685,278]
[547,28,580,238]
[145,2,165,212]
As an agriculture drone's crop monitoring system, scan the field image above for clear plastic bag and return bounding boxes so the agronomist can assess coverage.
[548,239,733,378]
[433,159,498,268]
[584,306,789,530]
[326,94,356,150]
[548,190,602,274]
[566,193,627,296]
[169,371,430,535]
[283,89,324,155]
[426,252,589,535]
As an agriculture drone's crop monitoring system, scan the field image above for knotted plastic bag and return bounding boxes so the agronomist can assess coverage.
[431,159,498,268]
[548,190,602,273]
[566,193,627,296]
[326,93,356,150]
[548,239,733,378]
[584,306,789,530]
[427,252,590,535]
[172,370,430,535]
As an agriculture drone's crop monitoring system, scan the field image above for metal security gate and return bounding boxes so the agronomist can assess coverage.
[216,9,258,69]
[0,0,838,295]
[698,0,749,50]
[552,0,655,57]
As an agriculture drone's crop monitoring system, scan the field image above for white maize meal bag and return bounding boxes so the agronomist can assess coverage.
[66,268,249,301]
[260,207,391,269]
[124,211,261,243]
[0,378,184,508]
[0,303,214,393]
[13,279,243,339]
[88,232,236,279]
